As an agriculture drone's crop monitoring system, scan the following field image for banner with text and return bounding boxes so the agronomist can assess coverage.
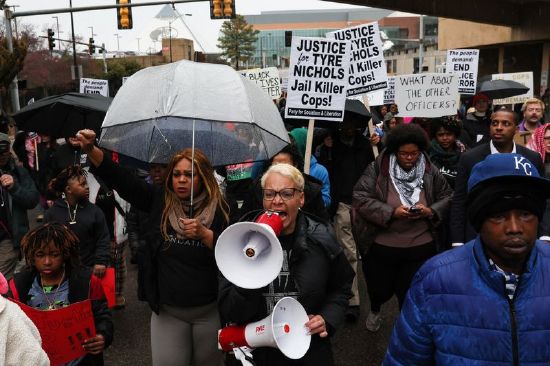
[327,22,388,96]
[395,73,460,117]
[285,37,351,122]
[240,67,282,99]
[366,76,396,106]
[492,71,534,105]
[80,78,109,97]
[446,49,479,95]
[13,299,96,365]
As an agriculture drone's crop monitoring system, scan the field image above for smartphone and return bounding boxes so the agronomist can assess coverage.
[408,205,421,213]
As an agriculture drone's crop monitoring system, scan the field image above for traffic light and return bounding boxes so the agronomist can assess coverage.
[285,31,292,47]
[116,0,133,29]
[210,0,235,19]
[47,28,55,51]
[88,38,96,54]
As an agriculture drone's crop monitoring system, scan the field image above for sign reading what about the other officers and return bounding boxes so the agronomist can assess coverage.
[285,36,351,122]
[394,73,460,118]
[446,49,479,95]
[327,21,388,96]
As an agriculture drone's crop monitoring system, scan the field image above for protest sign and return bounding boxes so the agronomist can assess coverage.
[79,78,109,97]
[240,67,282,99]
[394,73,460,117]
[446,49,479,95]
[327,22,388,96]
[89,268,115,308]
[12,299,96,365]
[285,36,351,122]
[492,71,534,105]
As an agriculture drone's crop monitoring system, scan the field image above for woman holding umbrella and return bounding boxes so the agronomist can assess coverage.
[76,129,229,366]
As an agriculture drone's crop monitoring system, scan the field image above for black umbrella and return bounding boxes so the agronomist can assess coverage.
[12,92,113,138]
[284,98,372,129]
[476,79,530,100]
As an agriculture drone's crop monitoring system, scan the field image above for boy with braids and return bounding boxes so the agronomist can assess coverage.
[45,166,110,278]
[8,223,113,366]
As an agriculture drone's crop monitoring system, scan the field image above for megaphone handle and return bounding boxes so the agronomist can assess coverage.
[234,347,256,366]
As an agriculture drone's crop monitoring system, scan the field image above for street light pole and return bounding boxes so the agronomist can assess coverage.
[418,15,424,74]
[69,0,79,81]
[52,16,61,50]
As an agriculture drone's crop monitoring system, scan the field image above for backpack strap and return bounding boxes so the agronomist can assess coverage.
[8,278,19,302]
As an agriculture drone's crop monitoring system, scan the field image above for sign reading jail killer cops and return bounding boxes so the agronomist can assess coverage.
[446,49,479,95]
[285,36,351,122]
[80,78,109,97]
[394,73,460,118]
[327,22,388,96]
[492,71,534,105]
[240,67,282,98]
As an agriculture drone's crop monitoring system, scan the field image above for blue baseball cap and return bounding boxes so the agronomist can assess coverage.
[468,153,550,193]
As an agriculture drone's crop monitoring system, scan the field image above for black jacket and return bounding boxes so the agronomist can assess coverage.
[219,211,354,366]
[8,266,113,366]
[90,157,227,313]
[460,112,491,148]
[45,199,111,267]
[450,143,544,243]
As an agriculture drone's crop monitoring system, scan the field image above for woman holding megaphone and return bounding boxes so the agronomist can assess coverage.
[75,129,229,366]
[219,163,354,366]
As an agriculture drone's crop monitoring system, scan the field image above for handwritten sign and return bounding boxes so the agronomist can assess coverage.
[394,73,460,117]
[240,67,282,99]
[12,299,96,365]
[492,71,533,105]
[80,78,109,97]
[285,37,351,122]
[446,49,479,95]
[327,22,388,96]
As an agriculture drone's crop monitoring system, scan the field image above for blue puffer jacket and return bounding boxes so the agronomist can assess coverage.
[384,237,550,366]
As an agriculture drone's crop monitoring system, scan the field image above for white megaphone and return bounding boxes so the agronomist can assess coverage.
[215,211,284,289]
[218,297,311,360]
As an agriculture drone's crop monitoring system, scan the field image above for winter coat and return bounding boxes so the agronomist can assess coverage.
[8,266,113,366]
[0,160,40,249]
[0,295,49,365]
[218,211,354,366]
[352,151,452,255]
[460,112,491,148]
[384,237,550,366]
[45,199,111,267]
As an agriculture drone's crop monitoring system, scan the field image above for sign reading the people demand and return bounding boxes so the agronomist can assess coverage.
[240,67,282,99]
[80,78,109,97]
[327,22,388,96]
[12,299,96,365]
[394,73,460,117]
[446,49,479,95]
[492,71,534,105]
[285,37,351,122]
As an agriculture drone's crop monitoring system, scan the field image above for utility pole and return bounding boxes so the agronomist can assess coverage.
[3,8,20,111]
[52,16,61,50]
[69,0,79,81]
[9,5,19,38]
[102,43,108,73]
[418,15,424,74]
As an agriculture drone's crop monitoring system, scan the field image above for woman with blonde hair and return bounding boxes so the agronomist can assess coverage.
[76,129,229,366]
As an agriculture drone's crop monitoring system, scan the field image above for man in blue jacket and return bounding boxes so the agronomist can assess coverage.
[384,153,550,365]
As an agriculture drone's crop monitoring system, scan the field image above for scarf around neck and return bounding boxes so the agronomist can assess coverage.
[389,153,426,207]
[168,190,218,239]
[429,139,465,169]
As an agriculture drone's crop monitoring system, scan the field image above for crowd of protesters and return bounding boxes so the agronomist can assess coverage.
[1,92,550,365]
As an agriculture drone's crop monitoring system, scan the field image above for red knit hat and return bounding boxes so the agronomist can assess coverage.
[472,93,490,105]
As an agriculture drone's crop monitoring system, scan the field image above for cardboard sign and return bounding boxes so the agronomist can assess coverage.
[394,73,460,117]
[446,49,479,95]
[240,67,282,99]
[12,299,96,365]
[79,78,109,97]
[285,37,351,122]
[327,22,388,96]
[492,71,534,105]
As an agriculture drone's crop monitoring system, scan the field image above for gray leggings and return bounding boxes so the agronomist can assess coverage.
[151,301,223,366]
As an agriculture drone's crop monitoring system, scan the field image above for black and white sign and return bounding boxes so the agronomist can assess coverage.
[395,73,459,117]
[80,78,109,97]
[327,22,388,96]
[364,76,395,106]
[285,37,351,122]
[446,49,479,95]
[240,67,282,99]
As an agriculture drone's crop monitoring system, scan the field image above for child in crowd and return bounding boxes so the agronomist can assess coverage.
[8,223,113,365]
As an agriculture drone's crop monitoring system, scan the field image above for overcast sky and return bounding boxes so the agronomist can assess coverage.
[6,0,366,53]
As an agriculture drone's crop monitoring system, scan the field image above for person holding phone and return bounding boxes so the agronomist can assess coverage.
[352,124,452,332]
[75,129,229,366]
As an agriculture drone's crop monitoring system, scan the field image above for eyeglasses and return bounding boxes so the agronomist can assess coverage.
[262,188,301,201]
[397,150,420,159]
